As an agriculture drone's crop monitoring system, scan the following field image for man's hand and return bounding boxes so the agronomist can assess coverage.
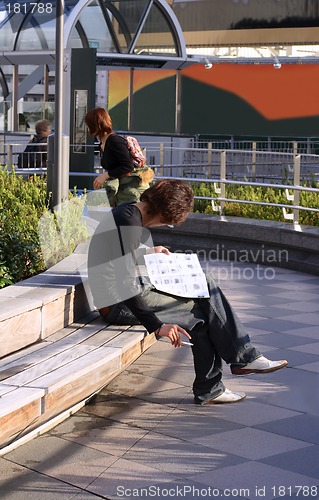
[153,246,170,254]
[156,323,192,348]
[93,172,110,190]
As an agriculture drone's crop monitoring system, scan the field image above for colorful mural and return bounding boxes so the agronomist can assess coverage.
[109,70,176,133]
[108,64,319,137]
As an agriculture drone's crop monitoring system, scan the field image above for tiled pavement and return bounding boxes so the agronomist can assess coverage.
[1,260,318,500]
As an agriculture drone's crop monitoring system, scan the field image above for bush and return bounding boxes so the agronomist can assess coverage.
[0,169,88,288]
[192,181,319,226]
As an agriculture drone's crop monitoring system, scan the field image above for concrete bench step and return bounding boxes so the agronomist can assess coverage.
[0,312,156,452]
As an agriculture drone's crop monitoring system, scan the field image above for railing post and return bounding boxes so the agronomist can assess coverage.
[7,144,13,169]
[160,142,164,177]
[207,141,212,178]
[0,133,4,166]
[220,150,226,214]
[293,154,300,225]
[252,141,256,181]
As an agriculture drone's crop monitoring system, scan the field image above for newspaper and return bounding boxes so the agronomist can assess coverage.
[144,252,209,298]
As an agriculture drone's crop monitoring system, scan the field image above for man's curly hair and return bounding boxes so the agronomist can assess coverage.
[140,179,194,225]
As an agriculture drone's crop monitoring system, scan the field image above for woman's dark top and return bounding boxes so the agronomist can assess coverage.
[87,203,163,334]
[101,133,134,179]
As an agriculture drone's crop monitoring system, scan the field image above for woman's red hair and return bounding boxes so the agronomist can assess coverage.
[84,108,113,138]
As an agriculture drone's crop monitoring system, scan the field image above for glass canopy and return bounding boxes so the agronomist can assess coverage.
[0,0,183,55]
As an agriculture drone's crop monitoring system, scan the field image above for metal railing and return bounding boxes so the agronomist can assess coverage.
[155,149,319,226]
[1,138,319,227]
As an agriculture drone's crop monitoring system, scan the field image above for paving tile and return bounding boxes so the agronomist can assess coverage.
[289,342,319,355]
[232,295,296,307]
[238,313,276,324]
[270,291,319,301]
[189,461,318,500]
[82,394,177,430]
[125,353,188,374]
[263,274,319,283]
[218,374,290,401]
[3,434,117,490]
[273,301,319,313]
[238,307,299,319]
[252,368,319,416]
[183,400,302,426]
[191,427,311,460]
[260,445,319,480]
[246,333,315,348]
[140,365,195,387]
[137,386,192,407]
[0,459,92,500]
[278,313,319,326]
[104,370,185,397]
[255,414,319,445]
[86,457,177,499]
[49,414,148,457]
[252,343,281,353]
[287,326,319,340]
[295,361,319,373]
[147,409,244,441]
[81,391,145,419]
[124,437,245,476]
[240,319,311,334]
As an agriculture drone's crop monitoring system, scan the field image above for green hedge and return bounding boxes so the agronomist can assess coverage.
[193,181,319,226]
[0,169,88,289]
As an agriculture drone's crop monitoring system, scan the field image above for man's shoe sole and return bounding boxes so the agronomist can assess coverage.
[231,360,288,375]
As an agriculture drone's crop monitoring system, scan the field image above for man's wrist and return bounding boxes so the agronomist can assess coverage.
[155,323,165,340]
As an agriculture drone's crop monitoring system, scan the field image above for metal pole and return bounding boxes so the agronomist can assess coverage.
[12,65,19,131]
[128,68,134,131]
[293,154,300,225]
[54,0,64,209]
[220,150,226,214]
[175,69,181,134]
[252,141,256,181]
[160,143,164,177]
[207,141,212,178]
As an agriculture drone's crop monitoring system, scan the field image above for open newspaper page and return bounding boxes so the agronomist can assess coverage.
[144,252,209,298]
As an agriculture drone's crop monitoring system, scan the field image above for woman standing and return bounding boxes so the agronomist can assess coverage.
[85,107,153,206]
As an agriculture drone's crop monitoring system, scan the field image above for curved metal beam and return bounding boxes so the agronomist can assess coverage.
[63,0,187,62]
[154,0,187,59]
[0,67,9,99]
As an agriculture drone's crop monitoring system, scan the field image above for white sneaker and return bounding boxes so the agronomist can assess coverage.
[231,356,288,375]
[194,388,246,405]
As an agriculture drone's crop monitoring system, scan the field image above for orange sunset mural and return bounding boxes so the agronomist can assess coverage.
[108,64,319,136]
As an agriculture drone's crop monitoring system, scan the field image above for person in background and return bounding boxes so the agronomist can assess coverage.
[84,107,153,207]
[88,179,288,406]
[17,119,51,169]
